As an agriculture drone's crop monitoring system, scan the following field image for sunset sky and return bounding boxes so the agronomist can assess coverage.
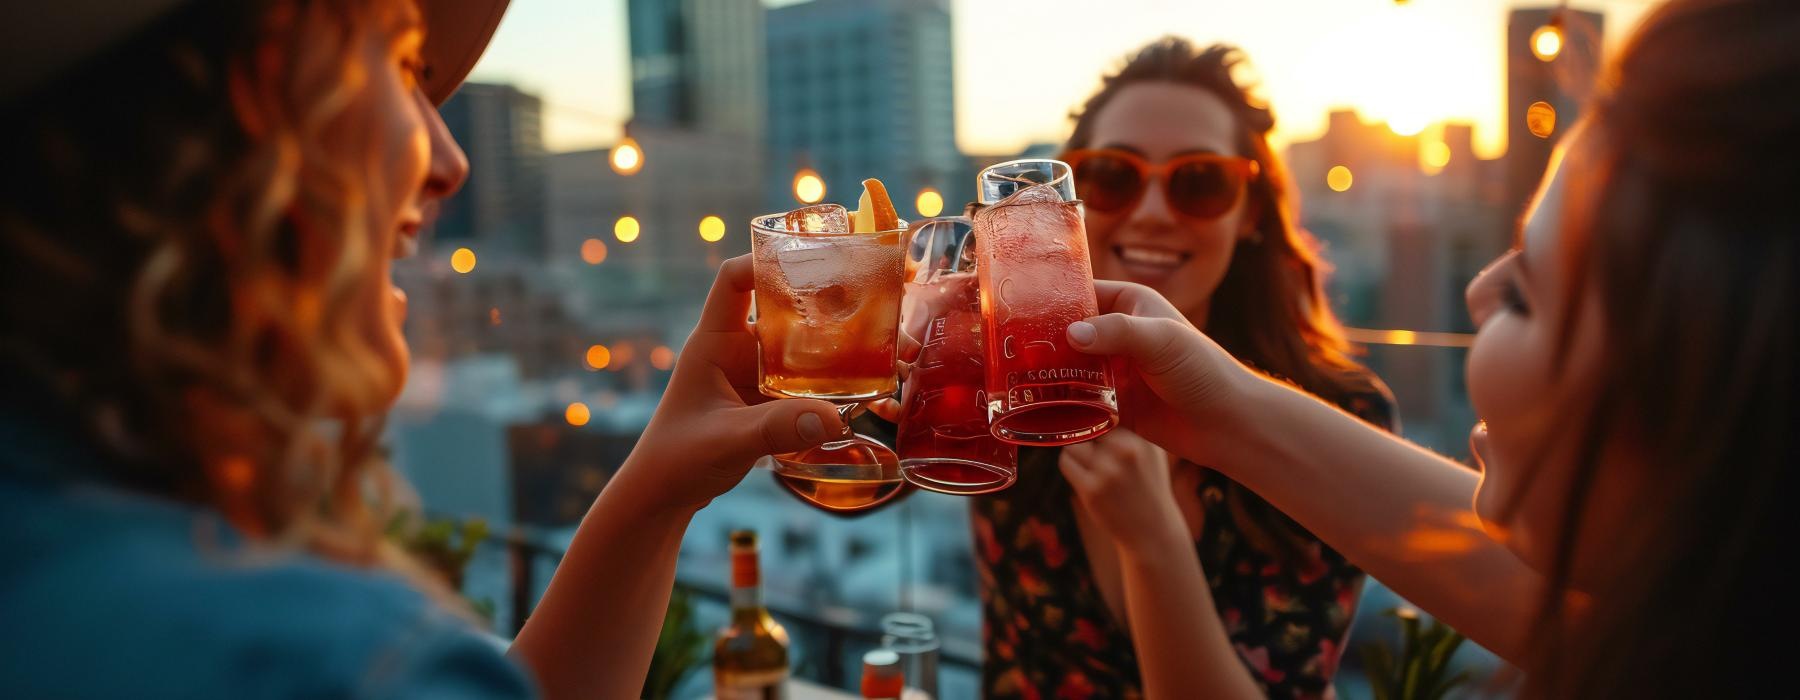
[468,0,1654,160]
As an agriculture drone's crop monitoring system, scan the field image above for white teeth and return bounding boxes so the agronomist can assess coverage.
[1117,246,1185,267]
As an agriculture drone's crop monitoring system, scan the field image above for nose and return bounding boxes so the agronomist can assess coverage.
[1465,253,1509,327]
[419,92,469,201]
[1128,176,1177,229]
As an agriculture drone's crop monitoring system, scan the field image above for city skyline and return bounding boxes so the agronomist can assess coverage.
[470,0,1652,160]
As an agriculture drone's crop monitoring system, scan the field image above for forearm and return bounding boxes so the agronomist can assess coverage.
[1117,530,1263,700]
[1199,376,1542,661]
[509,461,693,700]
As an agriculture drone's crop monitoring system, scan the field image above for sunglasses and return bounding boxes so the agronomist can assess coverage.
[1062,149,1260,220]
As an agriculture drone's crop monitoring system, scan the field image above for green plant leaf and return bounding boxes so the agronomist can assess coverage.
[1360,642,1397,700]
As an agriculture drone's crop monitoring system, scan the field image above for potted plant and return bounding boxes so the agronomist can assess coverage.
[1358,607,1474,700]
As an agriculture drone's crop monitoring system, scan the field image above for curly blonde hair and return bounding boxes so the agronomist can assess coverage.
[1,0,436,577]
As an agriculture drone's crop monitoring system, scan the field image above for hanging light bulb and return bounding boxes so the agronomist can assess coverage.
[1531,9,1566,62]
[793,169,825,204]
[610,137,644,175]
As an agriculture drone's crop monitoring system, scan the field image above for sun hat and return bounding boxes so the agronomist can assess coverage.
[0,0,510,104]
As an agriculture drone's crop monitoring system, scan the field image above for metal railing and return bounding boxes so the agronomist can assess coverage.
[479,522,982,689]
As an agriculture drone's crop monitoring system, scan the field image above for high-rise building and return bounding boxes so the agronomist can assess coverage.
[434,83,549,259]
[764,0,962,214]
[1504,7,1603,233]
[628,0,765,138]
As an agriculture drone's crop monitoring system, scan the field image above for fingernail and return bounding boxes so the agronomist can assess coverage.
[797,413,826,442]
[1067,321,1097,346]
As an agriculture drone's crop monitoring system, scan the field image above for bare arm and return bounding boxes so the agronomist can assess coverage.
[1070,281,1547,663]
[508,471,694,699]
[509,256,843,699]
[1208,375,1543,661]
[1061,431,1263,699]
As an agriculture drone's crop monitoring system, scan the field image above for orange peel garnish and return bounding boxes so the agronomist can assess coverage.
[861,178,901,231]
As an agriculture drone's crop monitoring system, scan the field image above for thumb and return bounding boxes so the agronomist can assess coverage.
[1066,314,1193,379]
[729,399,845,464]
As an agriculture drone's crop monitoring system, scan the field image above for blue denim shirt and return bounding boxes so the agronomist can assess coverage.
[0,406,537,699]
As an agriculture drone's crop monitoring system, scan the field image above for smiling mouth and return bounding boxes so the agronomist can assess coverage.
[1113,245,1192,270]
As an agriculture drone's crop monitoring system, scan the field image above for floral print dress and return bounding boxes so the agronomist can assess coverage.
[972,388,1396,699]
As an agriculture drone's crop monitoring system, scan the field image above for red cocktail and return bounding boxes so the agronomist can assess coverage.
[972,160,1117,446]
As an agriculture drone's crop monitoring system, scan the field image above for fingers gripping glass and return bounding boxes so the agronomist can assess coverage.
[751,212,907,513]
[1062,149,1260,220]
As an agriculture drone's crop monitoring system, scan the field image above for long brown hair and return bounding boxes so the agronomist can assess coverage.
[0,0,433,573]
[1518,0,1799,696]
[1067,39,1386,564]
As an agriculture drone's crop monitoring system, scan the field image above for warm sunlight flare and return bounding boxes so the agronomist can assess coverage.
[586,344,611,370]
[699,215,726,242]
[565,402,591,427]
[793,169,825,204]
[1338,7,1467,143]
[1327,166,1354,192]
[610,137,643,175]
[614,215,641,243]
[915,188,944,218]
[450,247,476,274]
[580,238,608,265]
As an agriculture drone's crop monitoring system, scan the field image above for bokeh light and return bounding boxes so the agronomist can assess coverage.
[1527,101,1557,138]
[581,238,608,265]
[699,215,726,242]
[794,169,825,204]
[650,345,675,370]
[615,215,641,243]
[586,344,611,370]
[610,137,643,175]
[915,188,944,218]
[450,247,476,274]
[1531,24,1563,62]
[565,402,591,426]
[1327,165,1354,192]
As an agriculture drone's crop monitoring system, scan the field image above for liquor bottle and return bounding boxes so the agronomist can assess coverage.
[860,650,904,700]
[713,530,790,699]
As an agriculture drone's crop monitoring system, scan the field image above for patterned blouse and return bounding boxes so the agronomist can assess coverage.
[972,386,1396,699]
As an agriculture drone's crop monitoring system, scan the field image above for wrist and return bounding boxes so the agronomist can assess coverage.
[608,450,708,519]
[1113,508,1193,560]
[1188,370,1281,474]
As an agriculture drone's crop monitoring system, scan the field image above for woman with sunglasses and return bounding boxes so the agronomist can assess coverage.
[1064,0,1798,696]
[0,1,847,698]
[973,38,1396,698]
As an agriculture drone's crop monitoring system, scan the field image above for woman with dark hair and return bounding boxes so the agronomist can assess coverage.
[0,1,846,698]
[974,38,1395,698]
[1069,0,1798,696]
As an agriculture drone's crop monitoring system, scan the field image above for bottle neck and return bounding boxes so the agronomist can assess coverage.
[730,547,764,614]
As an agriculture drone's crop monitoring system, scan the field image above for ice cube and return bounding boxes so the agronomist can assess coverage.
[782,325,840,371]
[775,237,840,291]
[805,283,864,323]
[783,203,850,234]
